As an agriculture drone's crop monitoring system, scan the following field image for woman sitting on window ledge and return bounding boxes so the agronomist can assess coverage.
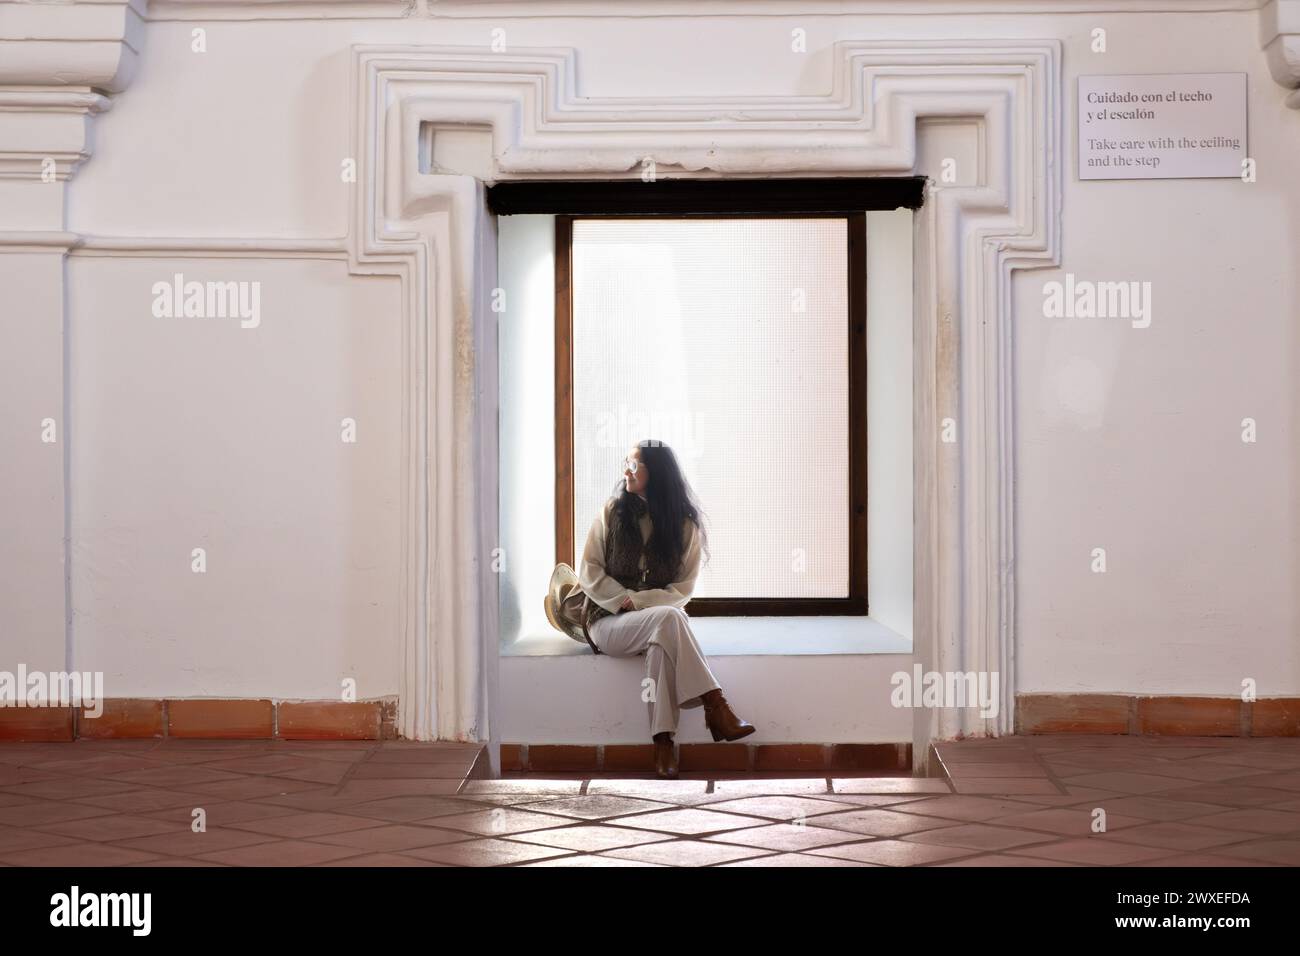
[576,439,756,780]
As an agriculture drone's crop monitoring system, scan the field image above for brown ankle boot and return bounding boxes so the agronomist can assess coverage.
[702,691,756,742]
[653,732,678,779]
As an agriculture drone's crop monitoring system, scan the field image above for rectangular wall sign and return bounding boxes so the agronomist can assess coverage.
[1078,73,1247,180]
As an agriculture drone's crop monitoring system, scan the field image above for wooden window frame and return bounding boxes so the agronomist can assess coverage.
[555,210,868,617]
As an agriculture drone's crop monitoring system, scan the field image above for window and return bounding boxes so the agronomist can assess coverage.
[555,212,867,615]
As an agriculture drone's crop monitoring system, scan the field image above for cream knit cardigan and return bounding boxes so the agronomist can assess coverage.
[577,495,704,615]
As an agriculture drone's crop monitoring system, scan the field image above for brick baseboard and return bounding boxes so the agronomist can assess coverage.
[1016,694,1300,736]
[9,694,1294,744]
[502,742,913,774]
[0,698,400,742]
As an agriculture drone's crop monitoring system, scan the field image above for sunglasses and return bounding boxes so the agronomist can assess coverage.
[622,457,644,475]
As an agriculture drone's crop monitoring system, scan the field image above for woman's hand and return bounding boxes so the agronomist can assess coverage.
[619,595,635,612]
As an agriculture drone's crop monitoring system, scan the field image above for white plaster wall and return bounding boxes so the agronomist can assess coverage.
[501,652,914,744]
[0,4,1294,723]
[67,256,404,698]
[497,214,556,649]
[866,208,914,642]
[0,255,68,674]
[1014,181,1299,695]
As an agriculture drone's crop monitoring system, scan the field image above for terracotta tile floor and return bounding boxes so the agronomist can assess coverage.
[0,735,1297,866]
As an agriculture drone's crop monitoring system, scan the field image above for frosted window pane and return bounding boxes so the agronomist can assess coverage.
[571,218,849,598]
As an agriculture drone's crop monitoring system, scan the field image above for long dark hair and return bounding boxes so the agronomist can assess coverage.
[609,439,709,573]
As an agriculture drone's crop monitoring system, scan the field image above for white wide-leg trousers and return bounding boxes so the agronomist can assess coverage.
[588,605,722,737]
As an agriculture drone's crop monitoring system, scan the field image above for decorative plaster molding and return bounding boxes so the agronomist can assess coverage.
[351,40,1061,748]
[411,0,1261,13]
[1261,0,1300,106]
[144,0,412,19]
[0,229,83,251]
[0,91,113,183]
[71,235,347,256]
[0,0,145,92]
[139,0,1263,22]
[0,231,349,256]
[0,0,143,187]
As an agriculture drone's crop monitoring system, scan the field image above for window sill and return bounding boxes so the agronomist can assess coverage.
[501,615,912,658]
